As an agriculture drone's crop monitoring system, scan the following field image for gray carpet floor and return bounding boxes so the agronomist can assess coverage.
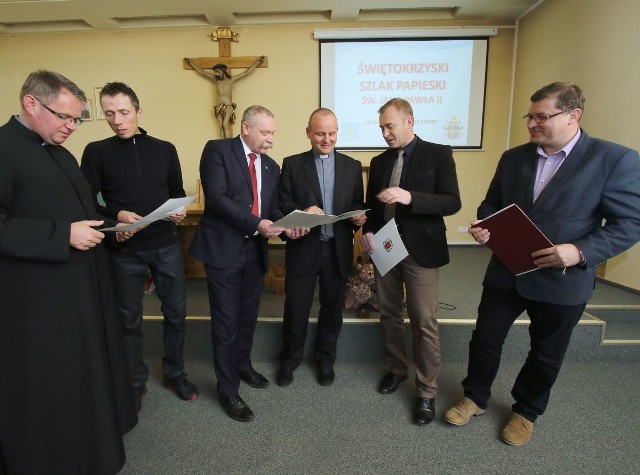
[126,245,640,474]
[120,356,640,475]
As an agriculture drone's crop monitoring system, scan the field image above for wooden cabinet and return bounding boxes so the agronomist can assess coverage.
[177,203,206,278]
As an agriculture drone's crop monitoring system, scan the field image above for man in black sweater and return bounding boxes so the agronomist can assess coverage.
[81,82,197,412]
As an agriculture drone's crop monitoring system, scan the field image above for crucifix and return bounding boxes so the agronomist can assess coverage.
[184,26,268,138]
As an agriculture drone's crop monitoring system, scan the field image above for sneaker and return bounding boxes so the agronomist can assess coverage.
[133,385,147,413]
[164,373,199,401]
[444,397,485,425]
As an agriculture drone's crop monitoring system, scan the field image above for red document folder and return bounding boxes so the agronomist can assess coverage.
[478,204,554,275]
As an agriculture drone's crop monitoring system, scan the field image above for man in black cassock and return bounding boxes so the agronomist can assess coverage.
[0,70,137,475]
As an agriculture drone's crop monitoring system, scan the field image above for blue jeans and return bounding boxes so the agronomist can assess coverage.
[110,241,187,387]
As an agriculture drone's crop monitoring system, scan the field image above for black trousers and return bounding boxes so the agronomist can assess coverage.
[204,238,264,398]
[279,240,346,371]
[462,281,585,422]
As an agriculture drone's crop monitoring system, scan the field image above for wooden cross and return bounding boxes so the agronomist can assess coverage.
[182,26,269,71]
[183,26,268,137]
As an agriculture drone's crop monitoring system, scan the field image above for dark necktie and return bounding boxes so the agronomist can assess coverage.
[248,153,259,217]
[384,149,404,222]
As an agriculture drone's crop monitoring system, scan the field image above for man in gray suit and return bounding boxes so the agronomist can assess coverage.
[445,82,640,446]
[276,108,366,387]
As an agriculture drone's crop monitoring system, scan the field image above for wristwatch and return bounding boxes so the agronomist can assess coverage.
[577,248,587,268]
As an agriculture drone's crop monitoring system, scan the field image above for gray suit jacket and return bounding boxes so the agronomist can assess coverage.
[480,129,640,305]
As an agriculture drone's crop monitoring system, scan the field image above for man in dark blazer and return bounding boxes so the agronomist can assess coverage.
[361,98,461,426]
[276,108,366,387]
[190,105,306,422]
[445,82,640,446]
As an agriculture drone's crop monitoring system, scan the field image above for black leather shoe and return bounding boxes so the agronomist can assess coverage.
[317,367,335,386]
[414,397,436,425]
[276,368,294,387]
[220,395,254,422]
[238,368,269,388]
[377,372,408,394]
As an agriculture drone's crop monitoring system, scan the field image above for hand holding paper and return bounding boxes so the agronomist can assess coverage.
[283,227,310,239]
[271,209,369,229]
[468,219,490,245]
[100,196,197,231]
[257,220,283,238]
[117,210,143,225]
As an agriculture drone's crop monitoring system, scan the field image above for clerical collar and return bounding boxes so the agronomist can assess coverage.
[14,114,27,127]
[14,115,46,146]
[313,151,333,160]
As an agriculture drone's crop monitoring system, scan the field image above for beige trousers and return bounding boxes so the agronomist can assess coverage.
[375,255,441,398]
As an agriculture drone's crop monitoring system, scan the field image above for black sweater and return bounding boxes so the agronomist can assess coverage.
[81,128,186,252]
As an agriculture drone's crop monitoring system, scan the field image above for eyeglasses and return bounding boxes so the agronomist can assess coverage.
[522,111,567,123]
[36,97,84,126]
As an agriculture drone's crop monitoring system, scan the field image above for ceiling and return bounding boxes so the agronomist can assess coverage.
[0,0,542,34]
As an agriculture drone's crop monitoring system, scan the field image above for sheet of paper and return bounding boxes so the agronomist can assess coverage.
[271,209,368,229]
[100,196,197,231]
[370,218,409,277]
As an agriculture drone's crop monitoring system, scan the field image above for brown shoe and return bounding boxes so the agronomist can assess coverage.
[444,397,485,425]
[501,413,534,446]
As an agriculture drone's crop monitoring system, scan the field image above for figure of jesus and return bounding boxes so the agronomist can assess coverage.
[185,55,265,138]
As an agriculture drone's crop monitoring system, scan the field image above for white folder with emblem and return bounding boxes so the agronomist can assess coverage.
[369,218,409,277]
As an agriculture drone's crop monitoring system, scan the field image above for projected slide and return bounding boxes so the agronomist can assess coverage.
[320,39,488,149]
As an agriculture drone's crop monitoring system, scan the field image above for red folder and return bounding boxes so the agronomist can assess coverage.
[478,204,553,275]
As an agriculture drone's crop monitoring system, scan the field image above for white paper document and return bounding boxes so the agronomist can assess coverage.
[100,196,197,231]
[369,218,409,277]
[271,209,368,229]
